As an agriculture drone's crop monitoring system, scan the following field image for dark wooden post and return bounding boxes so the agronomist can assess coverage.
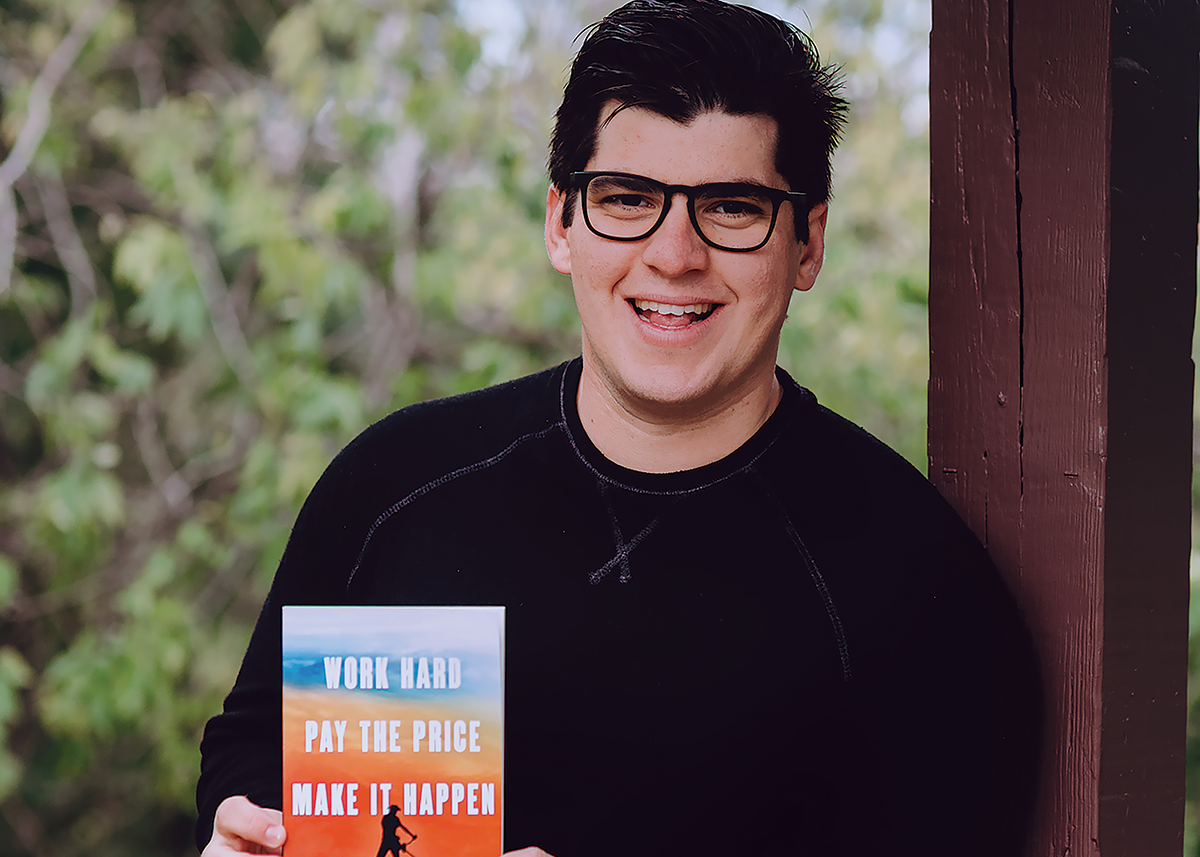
[928,1,1197,854]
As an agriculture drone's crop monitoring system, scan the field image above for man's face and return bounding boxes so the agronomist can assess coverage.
[545,104,827,422]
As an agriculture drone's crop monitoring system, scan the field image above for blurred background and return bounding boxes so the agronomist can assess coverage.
[0,0,1188,854]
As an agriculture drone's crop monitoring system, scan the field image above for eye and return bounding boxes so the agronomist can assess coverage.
[709,198,768,217]
[601,192,657,210]
[697,192,772,225]
[587,177,664,219]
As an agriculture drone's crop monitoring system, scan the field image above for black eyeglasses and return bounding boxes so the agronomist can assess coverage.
[569,171,806,252]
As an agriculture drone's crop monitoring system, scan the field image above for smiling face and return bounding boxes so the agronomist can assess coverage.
[546,105,827,428]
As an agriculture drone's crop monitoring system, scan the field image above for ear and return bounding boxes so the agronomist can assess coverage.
[544,185,572,276]
[794,202,828,292]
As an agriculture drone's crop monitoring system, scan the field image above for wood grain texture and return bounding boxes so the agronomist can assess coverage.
[929,0,1022,568]
[929,0,1195,854]
[1011,0,1109,852]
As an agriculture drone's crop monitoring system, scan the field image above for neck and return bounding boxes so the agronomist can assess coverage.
[575,366,782,473]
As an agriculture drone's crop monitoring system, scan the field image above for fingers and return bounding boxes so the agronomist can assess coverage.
[205,795,286,855]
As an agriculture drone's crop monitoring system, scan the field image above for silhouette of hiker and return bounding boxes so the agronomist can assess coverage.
[376,805,417,857]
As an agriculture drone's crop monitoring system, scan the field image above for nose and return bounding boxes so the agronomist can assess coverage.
[640,192,710,276]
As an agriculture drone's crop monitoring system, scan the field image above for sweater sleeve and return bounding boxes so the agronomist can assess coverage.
[773,400,1043,856]
[194,441,375,850]
[193,371,563,850]
[854,512,1043,857]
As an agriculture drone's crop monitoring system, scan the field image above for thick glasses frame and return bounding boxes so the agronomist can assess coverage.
[569,170,807,253]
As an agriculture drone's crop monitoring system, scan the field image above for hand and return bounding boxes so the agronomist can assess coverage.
[502,850,555,856]
[202,795,287,855]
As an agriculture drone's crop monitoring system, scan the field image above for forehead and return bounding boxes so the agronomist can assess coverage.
[587,103,783,186]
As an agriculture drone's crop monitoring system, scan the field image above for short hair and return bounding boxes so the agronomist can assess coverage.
[548,0,848,243]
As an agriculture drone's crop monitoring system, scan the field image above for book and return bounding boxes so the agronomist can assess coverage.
[282,606,505,857]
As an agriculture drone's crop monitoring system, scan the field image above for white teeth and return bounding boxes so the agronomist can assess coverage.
[633,299,713,316]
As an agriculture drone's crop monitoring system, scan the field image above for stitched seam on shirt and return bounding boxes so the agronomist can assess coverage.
[589,517,661,584]
[558,365,790,497]
[596,482,635,583]
[751,466,853,682]
[345,422,564,590]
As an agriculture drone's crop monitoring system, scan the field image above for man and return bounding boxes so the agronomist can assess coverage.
[197,2,1041,855]
[376,806,417,857]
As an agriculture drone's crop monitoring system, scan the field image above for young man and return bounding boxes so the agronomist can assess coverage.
[197,2,1041,856]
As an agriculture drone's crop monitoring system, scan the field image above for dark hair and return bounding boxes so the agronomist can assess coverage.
[548,0,848,243]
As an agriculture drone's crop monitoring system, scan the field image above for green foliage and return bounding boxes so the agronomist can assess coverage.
[0,0,938,854]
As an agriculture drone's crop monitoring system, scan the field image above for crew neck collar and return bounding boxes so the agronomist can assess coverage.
[556,357,811,495]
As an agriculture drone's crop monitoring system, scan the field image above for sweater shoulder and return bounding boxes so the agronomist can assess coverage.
[289,362,567,543]
[330,363,564,483]
[776,373,931,492]
[770,374,979,569]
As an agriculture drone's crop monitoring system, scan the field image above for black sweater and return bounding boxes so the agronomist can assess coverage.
[197,358,1041,856]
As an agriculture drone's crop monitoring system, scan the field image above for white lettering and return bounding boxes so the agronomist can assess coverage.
[419,783,434,815]
[481,783,494,815]
[428,719,442,753]
[435,782,449,815]
[319,720,333,753]
[323,657,342,689]
[389,720,403,752]
[333,720,346,752]
[453,720,467,753]
[412,720,426,752]
[451,782,465,815]
[374,720,386,753]
[292,782,363,818]
[433,657,446,688]
[359,657,373,689]
[400,657,414,689]
[292,783,312,815]
[467,782,479,815]
[416,657,431,689]
[469,721,481,752]
[403,782,417,816]
[305,720,318,753]
[359,720,371,753]
[448,657,461,688]
[343,657,358,689]
[376,657,389,689]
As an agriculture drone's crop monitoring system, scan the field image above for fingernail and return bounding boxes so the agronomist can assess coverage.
[266,825,285,846]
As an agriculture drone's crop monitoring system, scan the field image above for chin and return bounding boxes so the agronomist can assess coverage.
[617,370,723,411]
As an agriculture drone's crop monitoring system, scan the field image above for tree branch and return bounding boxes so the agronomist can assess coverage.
[34,172,98,317]
[177,404,260,486]
[0,793,49,857]
[134,397,192,513]
[0,357,24,399]
[0,189,16,295]
[0,0,117,294]
[181,223,258,388]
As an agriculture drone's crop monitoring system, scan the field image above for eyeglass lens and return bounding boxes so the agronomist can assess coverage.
[582,174,778,251]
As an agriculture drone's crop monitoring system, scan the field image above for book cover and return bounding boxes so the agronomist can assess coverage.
[282,606,504,857]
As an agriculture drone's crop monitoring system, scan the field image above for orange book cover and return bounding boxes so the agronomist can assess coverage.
[282,606,504,857]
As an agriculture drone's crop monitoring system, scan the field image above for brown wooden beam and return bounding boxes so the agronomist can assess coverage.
[928,0,1197,854]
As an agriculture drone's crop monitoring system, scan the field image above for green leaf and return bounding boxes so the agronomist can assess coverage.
[115,222,209,343]
[88,333,156,395]
[0,555,18,609]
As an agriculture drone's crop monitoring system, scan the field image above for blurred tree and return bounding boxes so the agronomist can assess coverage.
[0,0,934,854]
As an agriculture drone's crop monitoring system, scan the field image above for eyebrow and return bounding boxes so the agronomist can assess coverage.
[596,171,781,189]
